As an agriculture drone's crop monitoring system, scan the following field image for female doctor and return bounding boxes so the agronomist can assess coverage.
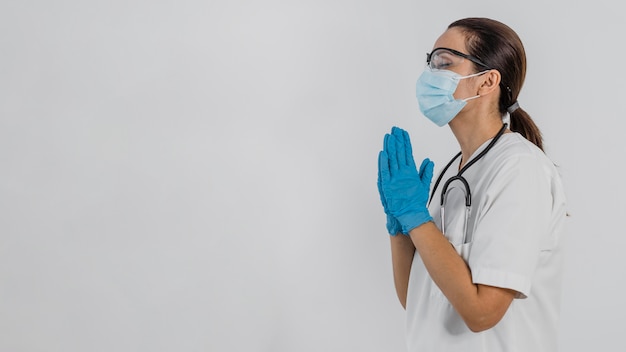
[377,18,567,351]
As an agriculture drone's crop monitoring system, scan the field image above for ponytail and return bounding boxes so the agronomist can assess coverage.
[509,107,543,152]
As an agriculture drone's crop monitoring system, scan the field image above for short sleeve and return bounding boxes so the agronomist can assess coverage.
[468,154,552,298]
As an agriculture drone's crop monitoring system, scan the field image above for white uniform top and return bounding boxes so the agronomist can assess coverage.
[405,132,567,352]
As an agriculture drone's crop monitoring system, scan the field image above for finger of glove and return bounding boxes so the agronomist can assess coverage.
[390,127,408,167]
[377,176,388,209]
[419,158,434,183]
[400,128,417,169]
[377,151,389,209]
[383,134,398,171]
[378,150,391,207]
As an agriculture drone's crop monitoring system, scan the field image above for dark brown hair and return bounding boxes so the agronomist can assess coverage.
[449,18,543,151]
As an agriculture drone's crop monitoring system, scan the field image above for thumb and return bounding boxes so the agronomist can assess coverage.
[419,158,434,183]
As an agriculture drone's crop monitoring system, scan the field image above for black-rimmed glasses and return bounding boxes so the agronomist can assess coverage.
[426,47,491,71]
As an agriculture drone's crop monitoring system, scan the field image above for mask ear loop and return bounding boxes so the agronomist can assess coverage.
[459,70,491,102]
[462,94,481,102]
[457,70,490,80]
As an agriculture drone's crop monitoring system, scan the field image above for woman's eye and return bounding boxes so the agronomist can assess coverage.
[432,60,452,69]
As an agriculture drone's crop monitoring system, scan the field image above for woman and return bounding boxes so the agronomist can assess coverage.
[377,18,567,351]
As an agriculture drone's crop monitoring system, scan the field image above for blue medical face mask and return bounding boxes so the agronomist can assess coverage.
[415,69,488,126]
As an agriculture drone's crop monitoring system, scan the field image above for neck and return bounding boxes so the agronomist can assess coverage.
[449,115,506,169]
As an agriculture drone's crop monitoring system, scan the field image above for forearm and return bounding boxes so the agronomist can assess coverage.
[389,234,415,309]
[408,222,514,332]
[409,222,475,303]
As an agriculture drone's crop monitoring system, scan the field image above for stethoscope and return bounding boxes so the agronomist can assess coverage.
[428,123,508,243]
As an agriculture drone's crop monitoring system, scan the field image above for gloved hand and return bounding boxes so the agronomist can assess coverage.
[378,126,434,234]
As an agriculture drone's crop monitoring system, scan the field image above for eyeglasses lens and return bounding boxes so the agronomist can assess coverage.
[428,49,465,70]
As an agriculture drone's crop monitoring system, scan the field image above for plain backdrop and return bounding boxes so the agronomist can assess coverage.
[1,1,624,351]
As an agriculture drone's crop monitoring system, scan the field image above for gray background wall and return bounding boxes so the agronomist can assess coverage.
[1,1,623,351]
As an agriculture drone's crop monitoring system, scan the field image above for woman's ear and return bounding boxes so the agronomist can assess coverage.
[478,69,501,96]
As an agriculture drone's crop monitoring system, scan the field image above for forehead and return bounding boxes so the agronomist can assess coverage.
[432,27,468,53]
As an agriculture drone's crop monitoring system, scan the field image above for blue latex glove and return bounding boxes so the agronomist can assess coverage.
[377,160,403,236]
[378,126,434,234]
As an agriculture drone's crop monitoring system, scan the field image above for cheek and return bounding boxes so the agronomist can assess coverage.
[453,78,480,99]
[453,81,473,99]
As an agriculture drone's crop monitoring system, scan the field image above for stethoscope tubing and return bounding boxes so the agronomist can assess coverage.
[428,123,508,207]
[430,123,508,243]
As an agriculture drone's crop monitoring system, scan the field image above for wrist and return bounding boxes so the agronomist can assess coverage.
[397,211,433,234]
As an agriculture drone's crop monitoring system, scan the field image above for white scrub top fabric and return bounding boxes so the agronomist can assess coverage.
[405,132,567,352]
